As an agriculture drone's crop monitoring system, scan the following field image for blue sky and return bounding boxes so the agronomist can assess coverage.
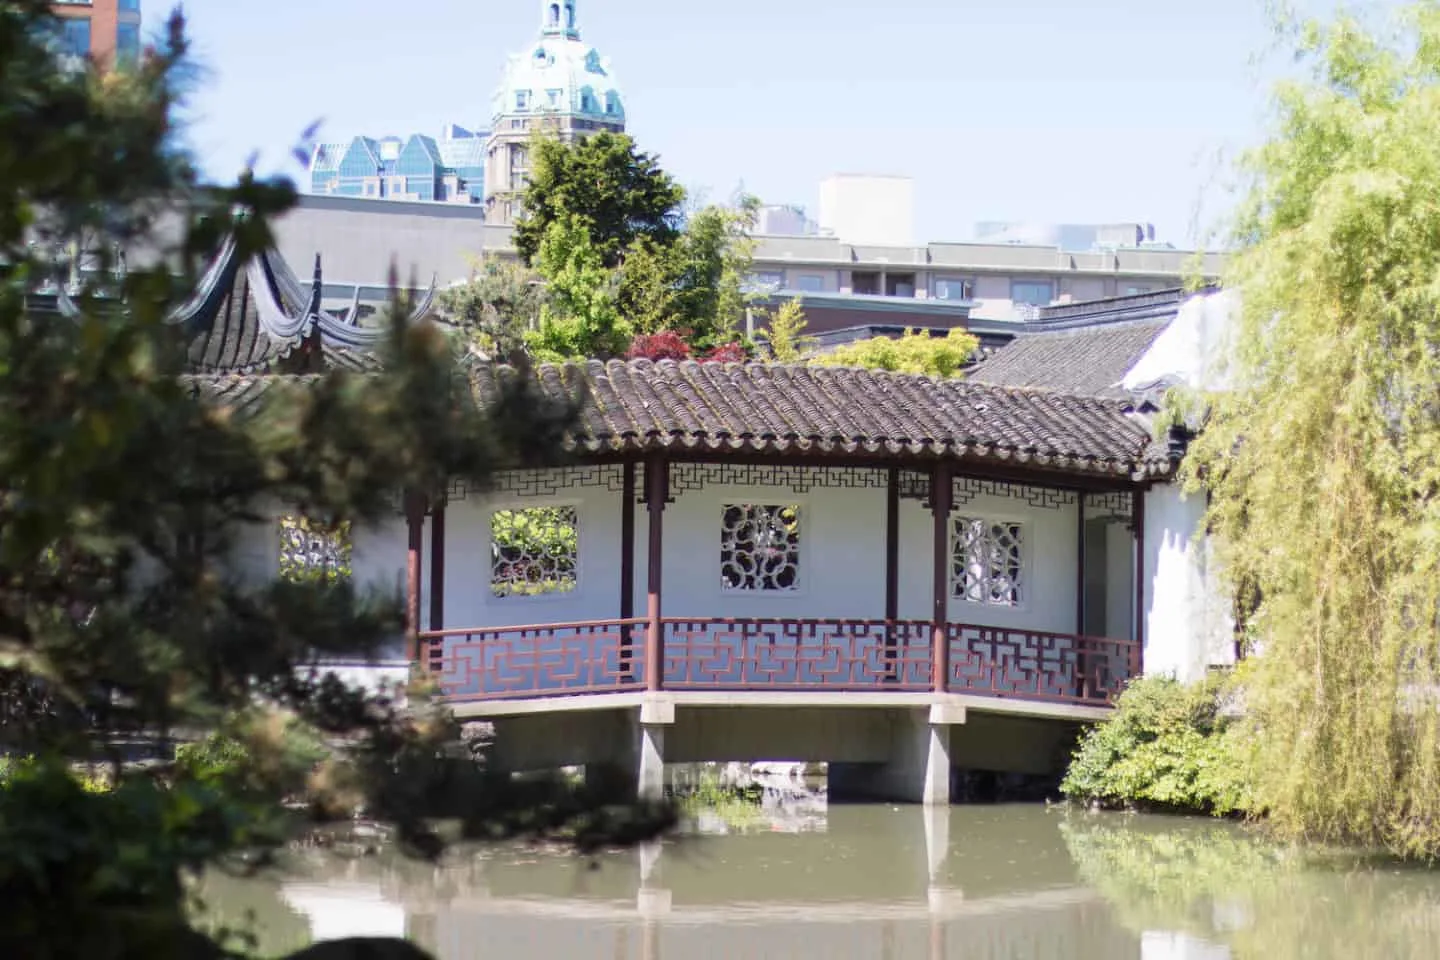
[180,0,1363,249]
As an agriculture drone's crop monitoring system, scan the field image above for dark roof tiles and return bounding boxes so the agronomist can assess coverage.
[184,358,1167,478]
[968,320,1170,400]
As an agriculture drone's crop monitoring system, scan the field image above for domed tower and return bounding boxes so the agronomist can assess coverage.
[484,0,626,224]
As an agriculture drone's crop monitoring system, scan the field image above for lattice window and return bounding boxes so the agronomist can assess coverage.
[278,516,352,585]
[721,504,801,592]
[951,517,1024,607]
[490,506,579,598]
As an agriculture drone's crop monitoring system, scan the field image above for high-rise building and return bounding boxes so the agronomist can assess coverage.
[306,0,625,222]
[482,0,625,223]
[50,0,142,69]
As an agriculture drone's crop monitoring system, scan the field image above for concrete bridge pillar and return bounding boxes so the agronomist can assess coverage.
[636,696,673,801]
[885,704,965,805]
[830,703,967,804]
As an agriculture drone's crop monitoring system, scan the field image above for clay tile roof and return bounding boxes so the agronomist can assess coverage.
[183,358,1164,479]
[483,359,1156,477]
[967,320,1169,400]
[182,251,307,374]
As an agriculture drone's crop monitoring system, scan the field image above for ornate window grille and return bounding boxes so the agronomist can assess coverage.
[278,516,352,585]
[721,504,801,592]
[951,517,1024,607]
[490,506,579,598]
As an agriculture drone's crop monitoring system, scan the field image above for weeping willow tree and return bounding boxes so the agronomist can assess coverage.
[1185,1,1440,857]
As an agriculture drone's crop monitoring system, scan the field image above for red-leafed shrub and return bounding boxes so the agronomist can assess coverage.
[626,331,692,361]
[704,342,747,363]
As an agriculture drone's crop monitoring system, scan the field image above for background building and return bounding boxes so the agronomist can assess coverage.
[308,125,489,205]
[306,0,625,221]
[50,0,141,69]
[267,192,1223,331]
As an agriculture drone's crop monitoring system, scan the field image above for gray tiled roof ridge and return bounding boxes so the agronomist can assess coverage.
[183,357,1170,480]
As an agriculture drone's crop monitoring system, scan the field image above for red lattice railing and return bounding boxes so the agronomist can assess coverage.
[422,618,648,702]
[661,618,934,691]
[421,617,1140,706]
[947,624,1139,705]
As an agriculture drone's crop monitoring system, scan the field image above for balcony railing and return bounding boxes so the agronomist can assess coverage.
[421,618,1140,708]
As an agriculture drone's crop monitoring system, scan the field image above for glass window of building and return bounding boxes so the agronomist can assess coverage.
[744,271,784,293]
[934,277,974,301]
[885,273,916,298]
[1011,281,1054,306]
[795,274,826,293]
[61,17,91,57]
[119,0,142,10]
[515,90,531,111]
[116,23,140,64]
[851,271,880,296]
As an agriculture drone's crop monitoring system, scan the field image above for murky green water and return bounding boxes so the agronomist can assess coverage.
[198,803,1440,959]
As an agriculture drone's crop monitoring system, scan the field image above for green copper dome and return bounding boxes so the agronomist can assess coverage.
[492,1,624,123]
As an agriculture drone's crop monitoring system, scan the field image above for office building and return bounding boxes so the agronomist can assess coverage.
[306,0,625,221]
[50,0,141,69]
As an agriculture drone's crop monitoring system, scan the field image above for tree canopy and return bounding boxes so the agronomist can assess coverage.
[1184,0,1440,857]
[435,255,545,363]
[513,131,683,269]
[812,328,978,378]
[0,5,668,956]
[452,131,756,362]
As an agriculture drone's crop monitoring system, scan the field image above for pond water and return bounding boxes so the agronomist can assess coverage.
[198,800,1440,959]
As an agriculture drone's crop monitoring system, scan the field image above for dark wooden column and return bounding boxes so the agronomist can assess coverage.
[620,461,637,681]
[929,463,954,694]
[1075,494,1092,699]
[1132,488,1146,672]
[429,494,446,633]
[884,467,901,682]
[885,467,900,620]
[1075,494,1086,635]
[644,455,668,692]
[404,490,426,662]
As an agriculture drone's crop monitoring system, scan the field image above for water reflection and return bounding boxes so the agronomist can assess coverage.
[196,804,1440,959]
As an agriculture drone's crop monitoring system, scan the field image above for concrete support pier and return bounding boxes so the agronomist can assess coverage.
[853,704,965,804]
[636,697,672,801]
[477,691,1096,804]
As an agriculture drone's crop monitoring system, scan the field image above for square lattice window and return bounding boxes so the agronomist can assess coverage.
[951,517,1024,607]
[721,504,801,592]
[491,506,578,598]
[278,516,352,585]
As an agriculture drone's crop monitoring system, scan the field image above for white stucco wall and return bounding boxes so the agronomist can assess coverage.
[285,471,1113,637]
[431,471,1086,631]
[898,488,1080,632]
[227,500,416,663]
[1142,483,1235,682]
[1105,523,1135,642]
[657,482,887,621]
[442,481,621,630]
[225,469,1148,698]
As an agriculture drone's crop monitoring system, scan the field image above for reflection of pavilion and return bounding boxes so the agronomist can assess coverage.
[272,807,1162,959]
[278,882,407,942]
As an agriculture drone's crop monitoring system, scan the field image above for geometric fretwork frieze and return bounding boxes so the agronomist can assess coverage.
[953,477,1078,510]
[1082,490,1137,526]
[898,470,930,502]
[448,464,628,501]
[668,463,888,497]
[897,472,1080,511]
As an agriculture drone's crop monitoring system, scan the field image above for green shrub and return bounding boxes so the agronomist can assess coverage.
[174,716,329,803]
[1061,675,1257,816]
[812,327,978,377]
[1,756,110,794]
